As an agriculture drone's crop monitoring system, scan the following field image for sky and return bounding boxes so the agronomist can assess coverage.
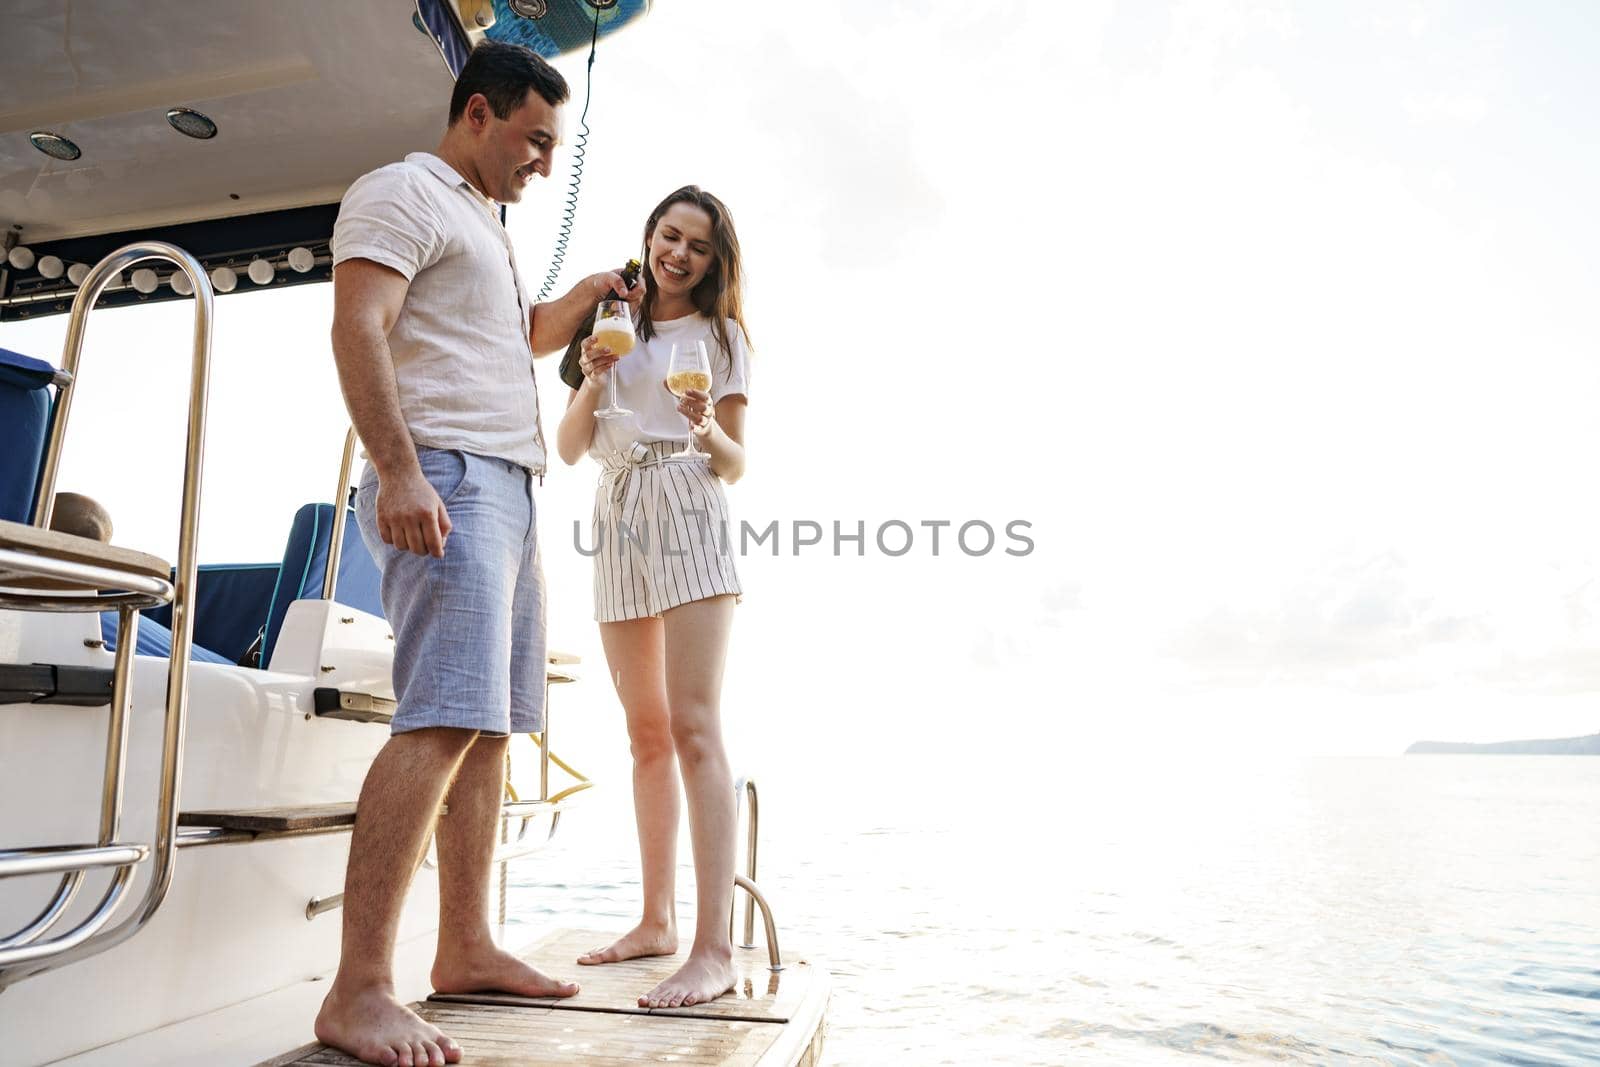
[5,0,1600,771]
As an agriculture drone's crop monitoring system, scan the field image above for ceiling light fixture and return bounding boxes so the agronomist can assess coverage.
[29,131,82,161]
[166,107,218,139]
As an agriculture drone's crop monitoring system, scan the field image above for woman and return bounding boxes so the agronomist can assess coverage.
[555,186,751,1009]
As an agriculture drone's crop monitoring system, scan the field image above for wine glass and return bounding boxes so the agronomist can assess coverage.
[665,340,712,459]
[591,299,636,419]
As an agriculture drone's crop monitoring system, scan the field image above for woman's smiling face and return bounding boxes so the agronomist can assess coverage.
[647,202,716,298]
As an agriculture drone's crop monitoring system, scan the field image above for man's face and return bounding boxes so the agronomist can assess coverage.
[464,90,559,203]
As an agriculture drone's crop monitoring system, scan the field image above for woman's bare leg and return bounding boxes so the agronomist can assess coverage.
[577,616,682,964]
[640,594,738,1008]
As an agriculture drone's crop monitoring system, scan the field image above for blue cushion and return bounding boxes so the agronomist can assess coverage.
[100,612,232,666]
[0,348,55,523]
[260,503,383,666]
[147,563,282,664]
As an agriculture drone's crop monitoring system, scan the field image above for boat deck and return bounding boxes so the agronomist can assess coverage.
[260,929,828,1067]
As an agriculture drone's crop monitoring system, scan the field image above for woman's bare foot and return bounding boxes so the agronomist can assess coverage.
[431,943,579,999]
[638,948,737,1008]
[314,983,461,1067]
[576,921,678,966]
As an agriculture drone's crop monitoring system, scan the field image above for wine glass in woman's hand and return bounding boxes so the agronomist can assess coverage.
[665,340,712,459]
[591,299,636,419]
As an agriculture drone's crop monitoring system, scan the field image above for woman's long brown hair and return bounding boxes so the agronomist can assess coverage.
[636,186,752,372]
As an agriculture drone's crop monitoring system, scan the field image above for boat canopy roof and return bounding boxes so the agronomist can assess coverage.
[0,0,650,320]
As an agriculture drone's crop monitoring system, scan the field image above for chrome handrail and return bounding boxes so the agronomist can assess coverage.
[730,777,782,971]
[0,606,147,951]
[0,550,173,603]
[732,777,761,949]
[733,874,782,972]
[0,242,214,989]
[0,843,152,879]
[322,427,358,601]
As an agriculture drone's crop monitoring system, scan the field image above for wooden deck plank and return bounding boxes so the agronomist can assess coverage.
[430,928,811,1024]
[178,803,357,832]
[279,1004,772,1066]
[261,929,826,1067]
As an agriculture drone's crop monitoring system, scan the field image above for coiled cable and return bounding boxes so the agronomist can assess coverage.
[535,3,602,300]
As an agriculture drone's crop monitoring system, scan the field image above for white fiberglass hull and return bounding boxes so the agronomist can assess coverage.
[0,601,436,1065]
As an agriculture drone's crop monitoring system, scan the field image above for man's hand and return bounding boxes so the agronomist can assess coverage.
[376,467,452,558]
[589,267,645,314]
[532,267,645,355]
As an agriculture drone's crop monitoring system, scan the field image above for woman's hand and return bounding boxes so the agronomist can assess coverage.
[670,386,715,436]
[579,335,622,389]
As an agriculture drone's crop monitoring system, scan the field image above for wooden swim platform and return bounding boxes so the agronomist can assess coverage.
[259,928,829,1066]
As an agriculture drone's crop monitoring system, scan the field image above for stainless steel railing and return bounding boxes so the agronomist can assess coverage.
[732,777,782,971]
[322,427,358,601]
[0,242,214,989]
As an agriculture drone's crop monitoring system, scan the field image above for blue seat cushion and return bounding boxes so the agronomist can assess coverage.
[260,503,383,666]
[0,348,56,524]
[100,612,232,666]
[145,563,282,665]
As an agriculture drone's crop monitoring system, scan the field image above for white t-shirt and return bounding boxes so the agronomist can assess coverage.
[331,152,546,473]
[587,313,750,459]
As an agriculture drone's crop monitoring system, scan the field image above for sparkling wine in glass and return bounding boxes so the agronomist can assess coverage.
[665,340,713,459]
[591,298,636,419]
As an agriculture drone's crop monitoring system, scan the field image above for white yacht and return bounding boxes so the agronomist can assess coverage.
[0,3,825,1064]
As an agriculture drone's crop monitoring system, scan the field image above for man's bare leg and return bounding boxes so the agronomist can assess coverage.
[430,733,580,997]
[314,728,476,1067]
[641,595,739,1009]
[578,618,681,965]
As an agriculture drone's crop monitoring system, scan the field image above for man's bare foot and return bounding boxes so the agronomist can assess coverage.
[638,948,736,1009]
[314,983,461,1067]
[431,942,580,999]
[576,921,678,966]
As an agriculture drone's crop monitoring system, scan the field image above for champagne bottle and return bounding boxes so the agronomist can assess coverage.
[559,259,641,390]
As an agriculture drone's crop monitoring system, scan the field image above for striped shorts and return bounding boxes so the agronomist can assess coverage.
[591,440,742,623]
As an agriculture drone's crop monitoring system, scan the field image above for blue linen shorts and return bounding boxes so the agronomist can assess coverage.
[354,447,546,735]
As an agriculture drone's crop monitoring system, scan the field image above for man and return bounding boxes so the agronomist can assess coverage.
[313,42,638,1067]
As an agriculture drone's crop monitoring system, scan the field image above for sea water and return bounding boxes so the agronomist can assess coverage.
[506,755,1600,1065]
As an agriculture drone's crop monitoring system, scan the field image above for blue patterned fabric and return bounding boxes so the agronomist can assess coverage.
[484,0,650,57]
[0,348,55,523]
[260,503,384,667]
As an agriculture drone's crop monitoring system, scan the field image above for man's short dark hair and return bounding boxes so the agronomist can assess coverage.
[449,41,570,125]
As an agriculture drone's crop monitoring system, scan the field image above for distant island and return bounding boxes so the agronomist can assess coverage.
[1405,732,1600,755]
